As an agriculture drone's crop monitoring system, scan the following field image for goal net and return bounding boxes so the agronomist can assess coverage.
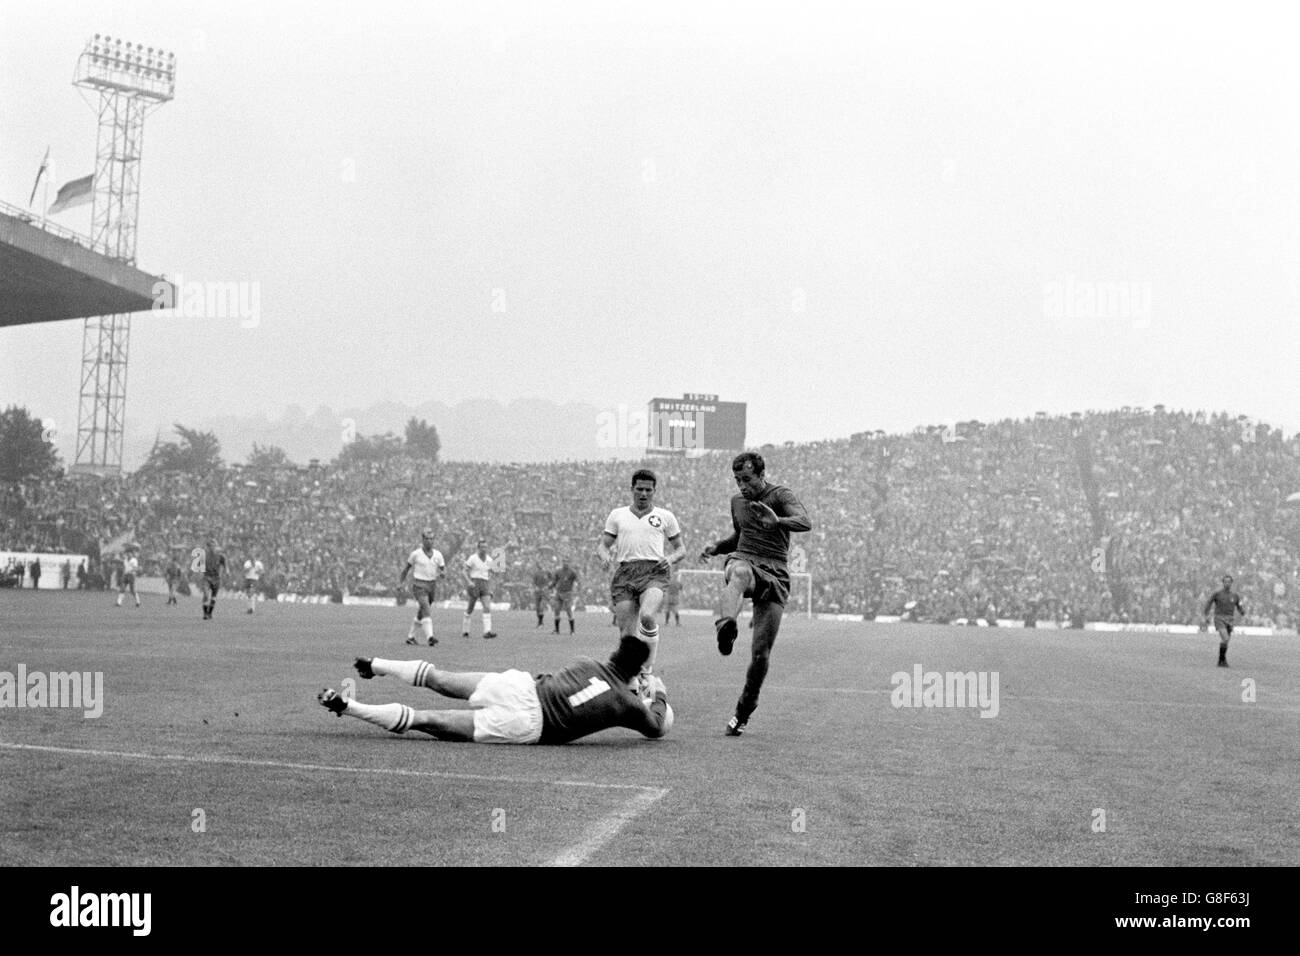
[676,568,813,619]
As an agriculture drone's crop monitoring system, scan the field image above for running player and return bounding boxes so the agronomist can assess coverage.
[700,452,811,736]
[164,555,183,605]
[115,547,141,608]
[193,538,228,621]
[598,469,686,696]
[398,529,445,646]
[531,561,553,627]
[461,540,498,639]
[243,555,265,615]
[318,634,672,744]
[1203,574,1246,667]
[552,557,579,634]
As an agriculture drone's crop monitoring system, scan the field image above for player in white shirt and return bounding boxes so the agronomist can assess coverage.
[116,548,141,607]
[461,540,498,639]
[597,469,686,696]
[397,529,446,646]
[243,556,265,615]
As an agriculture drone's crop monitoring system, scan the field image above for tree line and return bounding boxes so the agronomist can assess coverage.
[0,405,441,481]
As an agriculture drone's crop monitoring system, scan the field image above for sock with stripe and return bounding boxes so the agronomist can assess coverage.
[637,620,660,675]
[368,658,430,686]
[343,699,414,733]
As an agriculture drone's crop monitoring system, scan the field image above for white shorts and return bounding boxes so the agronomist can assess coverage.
[469,670,543,744]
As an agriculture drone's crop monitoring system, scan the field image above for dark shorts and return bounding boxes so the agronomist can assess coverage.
[121,573,136,589]
[663,590,680,608]
[610,559,670,606]
[726,554,790,606]
[244,578,258,591]
[552,592,575,613]
[412,580,438,604]
[1213,618,1234,637]
[466,580,493,602]
[202,576,221,598]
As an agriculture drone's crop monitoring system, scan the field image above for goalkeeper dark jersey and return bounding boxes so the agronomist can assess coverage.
[714,484,810,565]
[534,657,669,744]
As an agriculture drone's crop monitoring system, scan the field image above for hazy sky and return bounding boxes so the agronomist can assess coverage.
[3,0,1299,455]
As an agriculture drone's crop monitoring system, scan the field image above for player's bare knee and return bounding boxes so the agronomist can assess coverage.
[727,563,754,589]
[638,612,657,631]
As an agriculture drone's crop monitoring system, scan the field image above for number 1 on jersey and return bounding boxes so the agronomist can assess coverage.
[567,677,611,708]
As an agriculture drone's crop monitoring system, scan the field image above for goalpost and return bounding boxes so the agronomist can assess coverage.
[677,568,813,619]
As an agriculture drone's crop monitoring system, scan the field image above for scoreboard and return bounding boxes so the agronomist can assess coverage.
[647,393,746,454]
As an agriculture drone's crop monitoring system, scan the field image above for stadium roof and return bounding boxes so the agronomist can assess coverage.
[0,203,170,328]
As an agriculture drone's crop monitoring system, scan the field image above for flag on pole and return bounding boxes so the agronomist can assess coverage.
[29,147,51,206]
[48,174,94,215]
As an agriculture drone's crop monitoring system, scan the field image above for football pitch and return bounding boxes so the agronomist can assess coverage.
[2,590,1296,867]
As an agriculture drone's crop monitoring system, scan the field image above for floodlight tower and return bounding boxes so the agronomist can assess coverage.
[70,34,176,476]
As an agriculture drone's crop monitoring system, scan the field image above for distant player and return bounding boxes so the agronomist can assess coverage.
[115,548,141,608]
[552,557,579,634]
[1203,574,1246,667]
[164,556,183,605]
[193,538,228,621]
[700,452,811,736]
[598,469,686,696]
[398,529,446,646]
[531,561,553,627]
[318,634,672,744]
[663,568,681,627]
[461,540,498,639]
[243,556,265,615]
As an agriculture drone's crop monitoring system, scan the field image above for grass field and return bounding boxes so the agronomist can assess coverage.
[1,589,1297,867]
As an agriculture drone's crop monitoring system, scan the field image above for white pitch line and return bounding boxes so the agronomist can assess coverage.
[546,786,670,868]
[0,741,665,792]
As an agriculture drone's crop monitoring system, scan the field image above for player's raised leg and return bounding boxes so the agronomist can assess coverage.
[319,689,476,741]
[715,558,753,656]
[355,655,489,700]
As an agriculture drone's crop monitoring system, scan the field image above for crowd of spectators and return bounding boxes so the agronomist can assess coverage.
[3,408,1298,627]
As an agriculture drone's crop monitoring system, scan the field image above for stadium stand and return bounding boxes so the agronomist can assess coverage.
[4,408,1298,627]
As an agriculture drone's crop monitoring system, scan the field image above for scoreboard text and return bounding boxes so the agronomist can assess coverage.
[647,394,747,452]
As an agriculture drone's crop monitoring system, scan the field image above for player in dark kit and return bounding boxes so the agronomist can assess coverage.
[552,557,579,634]
[193,538,228,620]
[531,562,553,627]
[700,452,811,736]
[164,556,183,605]
[318,634,673,744]
[1203,574,1246,667]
